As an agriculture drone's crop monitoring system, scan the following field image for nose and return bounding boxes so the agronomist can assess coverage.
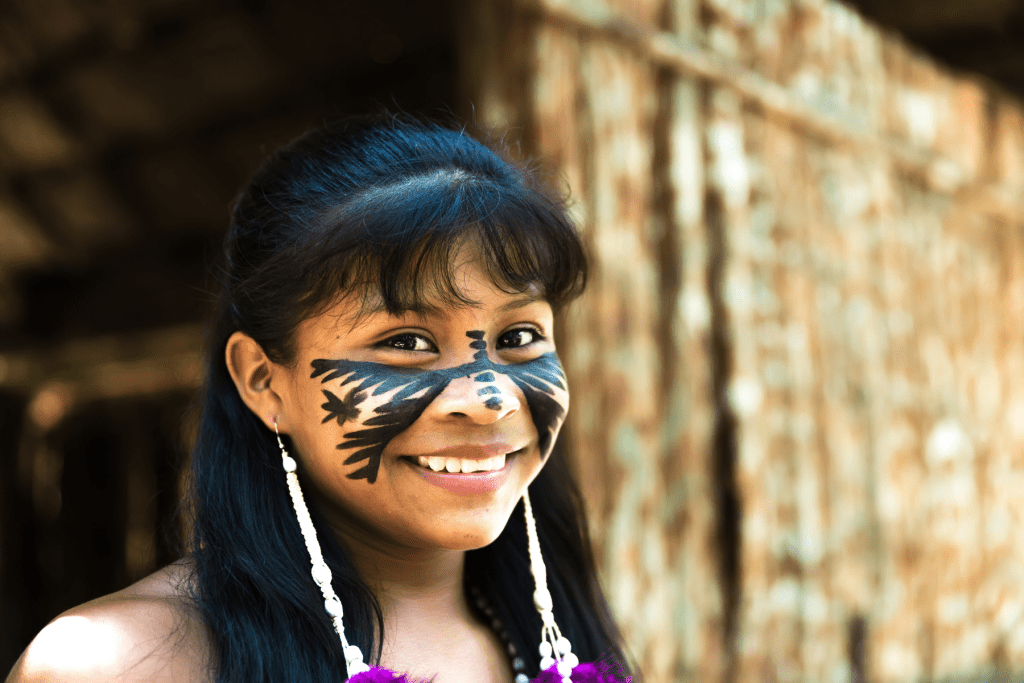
[424,370,521,423]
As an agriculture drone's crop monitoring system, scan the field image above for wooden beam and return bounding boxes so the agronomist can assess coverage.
[0,324,203,426]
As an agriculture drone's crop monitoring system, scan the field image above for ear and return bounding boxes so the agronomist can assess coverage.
[225,331,287,433]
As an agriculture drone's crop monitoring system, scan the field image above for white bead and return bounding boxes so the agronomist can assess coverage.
[533,589,553,612]
[344,644,363,663]
[539,641,553,658]
[324,597,343,617]
[561,677,572,683]
[556,636,572,656]
[515,675,530,683]
[540,656,555,670]
[557,660,573,677]
[564,653,579,668]
[311,562,332,586]
[282,456,297,472]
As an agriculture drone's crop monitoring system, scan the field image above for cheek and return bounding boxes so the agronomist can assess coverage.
[313,376,451,483]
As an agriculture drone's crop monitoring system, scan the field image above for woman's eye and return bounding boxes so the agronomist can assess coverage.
[381,333,436,352]
[498,328,542,349]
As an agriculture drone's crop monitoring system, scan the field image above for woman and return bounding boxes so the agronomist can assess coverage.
[8,117,631,683]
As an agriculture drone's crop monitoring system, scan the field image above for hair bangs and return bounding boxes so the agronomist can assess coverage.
[304,171,588,320]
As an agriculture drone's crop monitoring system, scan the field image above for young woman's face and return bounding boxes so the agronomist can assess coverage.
[276,255,569,553]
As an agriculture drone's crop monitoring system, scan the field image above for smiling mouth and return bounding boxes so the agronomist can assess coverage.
[403,447,526,474]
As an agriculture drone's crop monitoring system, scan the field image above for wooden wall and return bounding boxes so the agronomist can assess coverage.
[463,1,1024,681]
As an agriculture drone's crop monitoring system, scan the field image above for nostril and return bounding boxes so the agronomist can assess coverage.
[431,373,519,422]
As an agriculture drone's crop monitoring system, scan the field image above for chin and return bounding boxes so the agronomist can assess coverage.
[431,511,515,551]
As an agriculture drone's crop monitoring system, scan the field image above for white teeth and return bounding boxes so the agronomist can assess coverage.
[411,453,510,473]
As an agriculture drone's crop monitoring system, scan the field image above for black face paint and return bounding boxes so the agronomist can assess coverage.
[320,387,365,426]
[309,331,567,483]
[466,330,489,360]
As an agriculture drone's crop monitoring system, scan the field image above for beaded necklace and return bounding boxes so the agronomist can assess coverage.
[468,584,530,683]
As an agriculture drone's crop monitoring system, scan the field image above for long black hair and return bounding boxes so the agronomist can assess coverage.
[184,116,629,682]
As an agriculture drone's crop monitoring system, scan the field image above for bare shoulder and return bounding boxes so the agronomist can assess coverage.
[6,560,212,683]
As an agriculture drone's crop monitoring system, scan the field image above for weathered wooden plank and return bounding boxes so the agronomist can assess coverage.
[575,36,668,681]
[661,1,722,681]
[804,141,891,683]
[753,121,866,683]
[711,93,815,683]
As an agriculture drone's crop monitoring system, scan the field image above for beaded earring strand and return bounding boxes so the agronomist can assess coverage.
[520,490,631,683]
[523,490,578,683]
[275,422,370,678]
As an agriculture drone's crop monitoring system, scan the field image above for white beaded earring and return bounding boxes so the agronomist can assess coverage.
[523,490,579,683]
[276,421,370,678]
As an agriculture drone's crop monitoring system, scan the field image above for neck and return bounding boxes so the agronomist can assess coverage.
[322,514,475,649]
[350,538,467,611]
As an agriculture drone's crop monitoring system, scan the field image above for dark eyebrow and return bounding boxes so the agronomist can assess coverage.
[497,294,546,313]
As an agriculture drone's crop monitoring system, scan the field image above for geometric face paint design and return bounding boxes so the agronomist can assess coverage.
[309,330,567,483]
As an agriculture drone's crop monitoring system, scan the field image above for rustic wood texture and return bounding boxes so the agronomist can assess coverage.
[471,0,1024,680]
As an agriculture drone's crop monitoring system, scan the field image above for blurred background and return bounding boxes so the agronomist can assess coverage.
[1,0,1023,681]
